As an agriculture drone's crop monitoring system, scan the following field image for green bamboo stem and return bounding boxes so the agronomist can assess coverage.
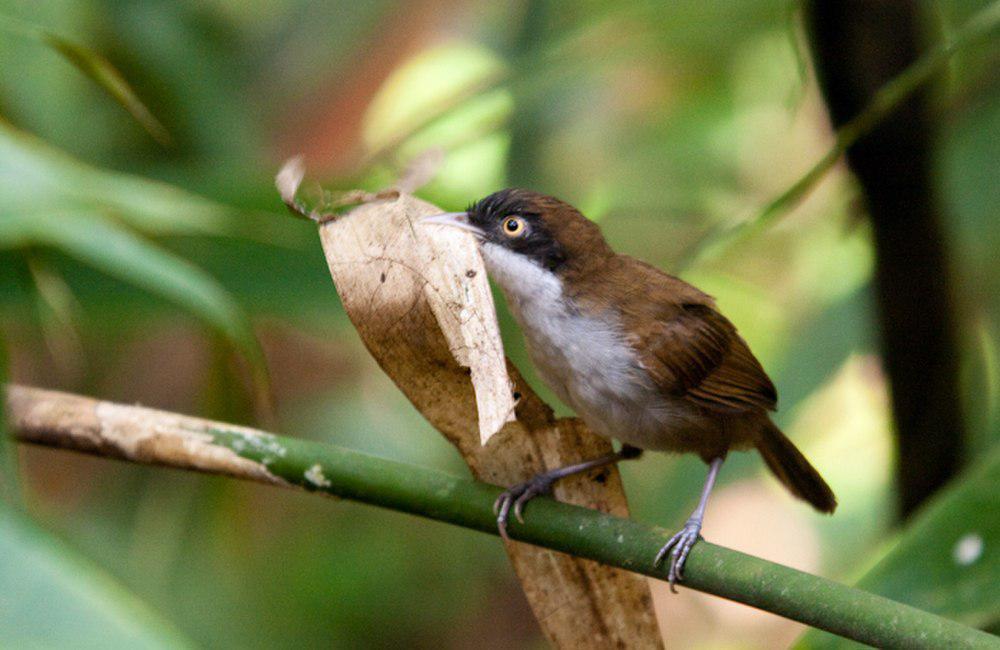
[217,431,996,649]
[6,386,994,649]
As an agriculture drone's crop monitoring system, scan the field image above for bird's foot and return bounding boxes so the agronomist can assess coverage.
[653,518,703,593]
[493,474,557,541]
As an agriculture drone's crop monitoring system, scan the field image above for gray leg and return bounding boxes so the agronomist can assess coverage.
[494,446,641,541]
[654,457,723,592]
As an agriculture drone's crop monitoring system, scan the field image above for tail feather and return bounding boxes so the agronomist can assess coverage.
[756,421,837,513]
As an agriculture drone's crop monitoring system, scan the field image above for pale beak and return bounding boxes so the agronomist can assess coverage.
[420,211,485,238]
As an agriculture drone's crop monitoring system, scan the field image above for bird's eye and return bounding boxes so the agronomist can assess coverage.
[502,216,526,237]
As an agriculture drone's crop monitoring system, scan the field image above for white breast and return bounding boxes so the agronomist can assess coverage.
[480,243,687,449]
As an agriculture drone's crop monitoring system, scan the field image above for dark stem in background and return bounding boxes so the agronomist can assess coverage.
[807,1,965,518]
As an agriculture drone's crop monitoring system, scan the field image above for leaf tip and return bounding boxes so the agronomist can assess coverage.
[276,156,306,205]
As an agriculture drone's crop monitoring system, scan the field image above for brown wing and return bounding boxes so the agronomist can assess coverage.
[630,303,777,414]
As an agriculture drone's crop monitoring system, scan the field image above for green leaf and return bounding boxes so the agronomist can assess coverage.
[0,121,236,238]
[0,209,269,407]
[796,443,1000,648]
[686,0,1000,267]
[0,502,192,648]
[39,33,172,147]
[0,12,170,146]
[0,119,275,406]
[0,121,293,247]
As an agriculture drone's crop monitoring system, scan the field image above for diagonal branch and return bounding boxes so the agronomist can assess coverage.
[681,0,1000,270]
[4,384,997,649]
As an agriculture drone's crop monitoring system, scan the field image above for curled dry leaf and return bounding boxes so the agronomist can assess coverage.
[394,147,445,194]
[419,218,518,444]
[296,169,662,646]
[335,192,517,444]
[275,156,307,208]
[277,158,515,443]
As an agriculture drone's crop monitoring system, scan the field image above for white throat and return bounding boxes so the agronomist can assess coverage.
[479,241,650,436]
[479,242,562,311]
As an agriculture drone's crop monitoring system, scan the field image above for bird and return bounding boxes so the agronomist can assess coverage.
[422,189,836,589]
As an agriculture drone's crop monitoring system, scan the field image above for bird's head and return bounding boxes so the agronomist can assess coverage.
[422,189,612,290]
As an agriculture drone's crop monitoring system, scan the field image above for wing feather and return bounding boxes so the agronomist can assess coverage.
[631,303,777,413]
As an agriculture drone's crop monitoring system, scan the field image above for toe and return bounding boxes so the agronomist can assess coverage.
[670,532,699,583]
[654,530,684,568]
[492,493,505,516]
[513,495,528,524]
[512,485,541,524]
[657,524,702,589]
[495,495,514,541]
[667,562,680,593]
[674,539,695,580]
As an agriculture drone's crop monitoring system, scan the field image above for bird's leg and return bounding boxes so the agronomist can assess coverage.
[494,445,642,541]
[654,457,724,592]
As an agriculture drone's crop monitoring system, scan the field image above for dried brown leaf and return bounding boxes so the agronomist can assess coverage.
[312,189,663,648]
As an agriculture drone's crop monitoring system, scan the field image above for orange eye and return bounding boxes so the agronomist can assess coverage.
[502,216,526,237]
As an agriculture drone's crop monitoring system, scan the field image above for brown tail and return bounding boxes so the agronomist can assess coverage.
[756,421,837,513]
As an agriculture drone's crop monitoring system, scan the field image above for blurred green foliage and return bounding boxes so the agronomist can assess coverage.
[0,0,997,647]
[0,501,193,648]
[798,443,1000,648]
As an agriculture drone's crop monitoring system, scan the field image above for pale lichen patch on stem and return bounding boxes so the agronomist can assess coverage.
[93,401,287,485]
[204,426,287,459]
[304,463,332,489]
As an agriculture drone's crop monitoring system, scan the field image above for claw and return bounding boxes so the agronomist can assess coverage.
[495,493,514,541]
[493,475,556,541]
[513,485,543,523]
[513,495,527,524]
[653,519,703,593]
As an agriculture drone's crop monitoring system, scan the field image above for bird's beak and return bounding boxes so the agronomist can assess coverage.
[420,211,485,238]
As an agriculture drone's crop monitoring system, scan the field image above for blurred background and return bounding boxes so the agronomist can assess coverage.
[0,0,997,648]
